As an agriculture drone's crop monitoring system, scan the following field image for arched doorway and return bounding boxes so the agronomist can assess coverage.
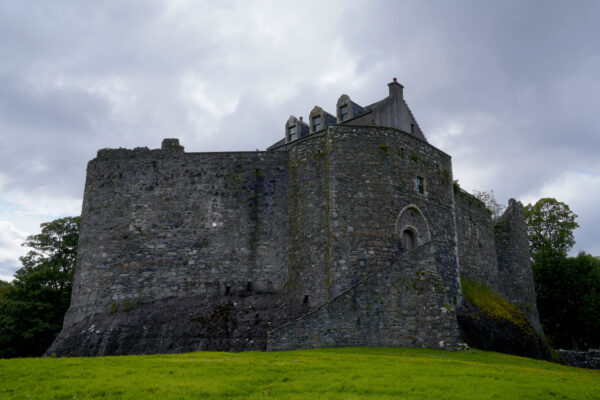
[401,228,418,251]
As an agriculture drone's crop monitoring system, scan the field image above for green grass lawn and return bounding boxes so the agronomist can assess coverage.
[1,347,598,399]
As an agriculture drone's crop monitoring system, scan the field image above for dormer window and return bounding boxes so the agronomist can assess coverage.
[340,105,348,121]
[312,115,322,132]
[287,125,295,141]
[309,106,336,134]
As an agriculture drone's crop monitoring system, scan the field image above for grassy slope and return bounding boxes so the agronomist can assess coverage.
[1,348,599,399]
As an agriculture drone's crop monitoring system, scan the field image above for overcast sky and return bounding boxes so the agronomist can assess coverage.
[1,0,599,280]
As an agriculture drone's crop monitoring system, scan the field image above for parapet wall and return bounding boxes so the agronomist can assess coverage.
[65,147,289,328]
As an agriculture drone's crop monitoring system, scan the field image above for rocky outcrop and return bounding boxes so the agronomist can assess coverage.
[457,300,551,360]
[46,292,308,357]
[457,279,551,361]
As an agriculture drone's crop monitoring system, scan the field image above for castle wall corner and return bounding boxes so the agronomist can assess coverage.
[494,199,543,334]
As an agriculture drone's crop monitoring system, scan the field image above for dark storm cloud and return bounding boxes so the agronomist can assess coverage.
[0,0,599,280]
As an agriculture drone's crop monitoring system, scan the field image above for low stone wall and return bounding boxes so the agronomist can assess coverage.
[558,349,600,370]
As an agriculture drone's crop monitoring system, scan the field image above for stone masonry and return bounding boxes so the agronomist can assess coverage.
[48,80,543,356]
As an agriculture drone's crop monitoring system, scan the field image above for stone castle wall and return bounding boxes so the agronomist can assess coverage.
[494,199,543,333]
[267,126,463,350]
[268,243,460,350]
[65,147,289,328]
[454,189,542,334]
[325,125,460,302]
[285,133,330,307]
[454,189,500,291]
[58,121,542,356]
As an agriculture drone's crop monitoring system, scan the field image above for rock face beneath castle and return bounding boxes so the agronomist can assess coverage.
[47,81,544,357]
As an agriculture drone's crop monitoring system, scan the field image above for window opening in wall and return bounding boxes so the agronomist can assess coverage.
[416,177,425,194]
[225,286,231,295]
[312,115,322,132]
[340,104,348,121]
[411,123,415,135]
[246,281,253,293]
[303,295,309,304]
[287,125,295,141]
[402,229,417,251]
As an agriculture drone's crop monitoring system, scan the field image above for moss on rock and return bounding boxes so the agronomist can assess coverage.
[458,278,551,361]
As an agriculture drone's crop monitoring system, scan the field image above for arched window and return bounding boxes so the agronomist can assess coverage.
[396,205,431,251]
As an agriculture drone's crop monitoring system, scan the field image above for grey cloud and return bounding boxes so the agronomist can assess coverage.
[0,260,19,281]
[0,0,599,283]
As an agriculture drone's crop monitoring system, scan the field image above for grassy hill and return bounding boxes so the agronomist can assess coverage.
[1,347,598,399]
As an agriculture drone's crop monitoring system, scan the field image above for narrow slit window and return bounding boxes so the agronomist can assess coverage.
[416,177,425,194]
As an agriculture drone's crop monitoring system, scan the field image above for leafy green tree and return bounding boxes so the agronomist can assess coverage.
[0,216,80,358]
[523,198,600,349]
[533,251,600,349]
[524,198,579,260]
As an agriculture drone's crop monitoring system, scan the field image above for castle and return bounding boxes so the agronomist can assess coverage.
[48,80,543,356]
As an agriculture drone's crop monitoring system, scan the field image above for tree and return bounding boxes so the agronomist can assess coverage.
[524,198,579,260]
[0,216,80,358]
[522,198,600,349]
[533,251,600,349]
[472,189,505,219]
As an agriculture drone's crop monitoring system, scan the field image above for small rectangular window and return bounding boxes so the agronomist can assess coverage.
[416,177,425,194]
[287,125,295,141]
[411,123,415,134]
[340,105,348,121]
[312,115,322,132]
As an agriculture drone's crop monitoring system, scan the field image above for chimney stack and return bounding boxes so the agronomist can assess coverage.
[388,78,404,99]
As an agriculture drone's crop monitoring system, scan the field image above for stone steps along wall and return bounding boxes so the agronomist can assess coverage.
[325,125,461,306]
[267,243,461,351]
[284,125,462,314]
